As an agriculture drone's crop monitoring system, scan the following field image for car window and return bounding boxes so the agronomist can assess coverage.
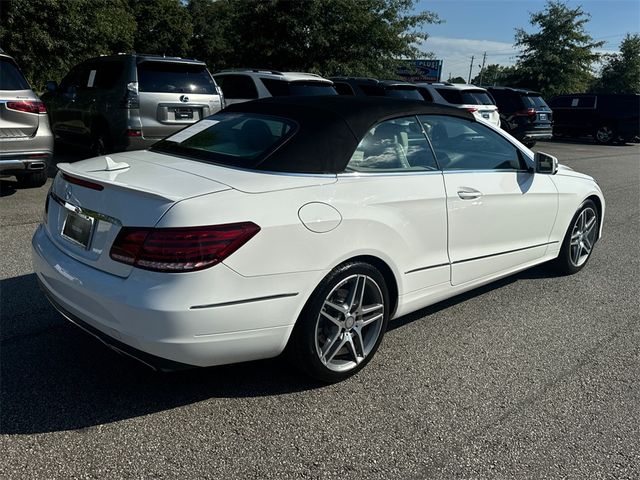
[261,78,338,96]
[347,116,438,172]
[549,96,571,108]
[417,87,433,102]
[436,88,462,104]
[334,82,354,95]
[137,62,216,94]
[461,90,495,105]
[384,87,424,100]
[522,95,548,109]
[358,84,385,96]
[152,113,296,168]
[215,74,258,100]
[91,61,125,90]
[571,96,596,108]
[59,65,90,93]
[419,115,525,171]
[0,58,30,90]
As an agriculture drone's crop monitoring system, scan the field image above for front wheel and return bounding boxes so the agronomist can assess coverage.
[288,262,390,383]
[553,200,599,275]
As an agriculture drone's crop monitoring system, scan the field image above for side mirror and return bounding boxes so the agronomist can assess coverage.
[535,151,558,174]
[45,81,58,93]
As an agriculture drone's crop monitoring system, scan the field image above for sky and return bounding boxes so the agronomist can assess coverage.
[414,0,640,81]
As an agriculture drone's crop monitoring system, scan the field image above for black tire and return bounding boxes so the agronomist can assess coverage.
[594,125,615,145]
[552,200,599,275]
[90,125,111,156]
[287,261,390,383]
[16,170,47,188]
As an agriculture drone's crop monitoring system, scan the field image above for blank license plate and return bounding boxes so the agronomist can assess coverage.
[62,210,94,249]
[539,113,547,120]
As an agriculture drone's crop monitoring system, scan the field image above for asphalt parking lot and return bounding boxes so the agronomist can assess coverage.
[1,139,639,479]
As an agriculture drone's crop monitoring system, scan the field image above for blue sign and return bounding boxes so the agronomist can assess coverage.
[397,59,443,82]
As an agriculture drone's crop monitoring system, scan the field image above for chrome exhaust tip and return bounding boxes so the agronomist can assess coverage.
[27,161,46,171]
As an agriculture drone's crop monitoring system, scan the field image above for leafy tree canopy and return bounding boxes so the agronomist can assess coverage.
[592,34,640,94]
[514,0,604,98]
[131,0,193,57]
[0,0,135,88]
[192,0,440,77]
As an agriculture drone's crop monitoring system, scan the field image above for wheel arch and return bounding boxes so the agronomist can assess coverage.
[585,194,604,240]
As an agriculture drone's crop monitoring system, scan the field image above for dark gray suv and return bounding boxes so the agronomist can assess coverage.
[0,50,53,187]
[42,54,223,154]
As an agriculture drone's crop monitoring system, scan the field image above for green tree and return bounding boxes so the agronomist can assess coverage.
[187,0,234,69]
[194,0,440,77]
[0,0,135,89]
[446,76,466,84]
[130,0,193,57]
[593,34,640,93]
[514,1,604,98]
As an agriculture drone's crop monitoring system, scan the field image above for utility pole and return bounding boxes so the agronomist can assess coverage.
[478,51,487,85]
[467,55,474,84]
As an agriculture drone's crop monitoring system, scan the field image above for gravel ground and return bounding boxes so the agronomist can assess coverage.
[1,139,638,479]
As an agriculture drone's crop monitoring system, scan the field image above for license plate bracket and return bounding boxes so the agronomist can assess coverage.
[174,108,194,120]
[61,209,95,249]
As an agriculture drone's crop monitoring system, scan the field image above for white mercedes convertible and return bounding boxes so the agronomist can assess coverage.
[32,96,604,382]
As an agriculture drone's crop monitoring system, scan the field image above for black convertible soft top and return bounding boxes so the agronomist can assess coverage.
[224,96,475,174]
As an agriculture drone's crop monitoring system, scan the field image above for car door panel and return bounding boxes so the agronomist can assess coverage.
[419,114,558,286]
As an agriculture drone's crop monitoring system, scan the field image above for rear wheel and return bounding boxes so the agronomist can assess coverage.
[553,200,599,275]
[288,262,389,383]
[16,170,47,188]
[594,125,615,144]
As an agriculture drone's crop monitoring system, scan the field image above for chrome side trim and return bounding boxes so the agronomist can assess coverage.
[338,170,442,178]
[190,292,299,310]
[452,241,558,265]
[405,263,449,274]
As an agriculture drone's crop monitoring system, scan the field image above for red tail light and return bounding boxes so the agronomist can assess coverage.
[125,129,142,137]
[467,107,478,113]
[6,100,47,114]
[62,173,104,191]
[110,223,261,272]
[515,108,536,117]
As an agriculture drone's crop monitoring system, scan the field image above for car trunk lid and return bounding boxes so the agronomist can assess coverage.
[46,153,231,277]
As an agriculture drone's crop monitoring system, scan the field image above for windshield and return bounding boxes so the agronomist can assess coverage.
[137,62,216,94]
[385,87,424,100]
[151,113,297,169]
[0,58,30,90]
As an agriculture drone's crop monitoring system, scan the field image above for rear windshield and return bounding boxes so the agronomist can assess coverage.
[437,88,495,105]
[384,86,424,100]
[261,78,338,97]
[0,58,30,90]
[137,62,216,94]
[522,95,549,109]
[151,113,297,168]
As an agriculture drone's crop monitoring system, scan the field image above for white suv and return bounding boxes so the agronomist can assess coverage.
[213,69,337,106]
[417,83,500,128]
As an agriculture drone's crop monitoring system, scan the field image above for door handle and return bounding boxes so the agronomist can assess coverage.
[457,188,483,200]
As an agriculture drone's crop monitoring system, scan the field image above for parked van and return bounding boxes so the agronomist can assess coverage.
[42,54,224,154]
[548,93,640,144]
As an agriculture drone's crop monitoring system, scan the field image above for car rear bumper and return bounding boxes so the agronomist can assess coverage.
[0,151,52,175]
[32,224,314,369]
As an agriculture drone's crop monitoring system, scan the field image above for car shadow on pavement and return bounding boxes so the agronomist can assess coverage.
[1,264,556,435]
[0,179,18,197]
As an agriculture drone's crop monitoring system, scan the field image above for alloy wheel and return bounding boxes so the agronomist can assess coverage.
[596,126,613,144]
[569,207,597,267]
[314,274,385,372]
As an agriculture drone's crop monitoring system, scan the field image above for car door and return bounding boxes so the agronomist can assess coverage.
[50,65,91,143]
[338,116,450,294]
[419,114,558,286]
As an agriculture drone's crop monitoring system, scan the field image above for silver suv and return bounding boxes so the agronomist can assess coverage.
[213,69,337,106]
[0,50,53,187]
[42,54,223,154]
